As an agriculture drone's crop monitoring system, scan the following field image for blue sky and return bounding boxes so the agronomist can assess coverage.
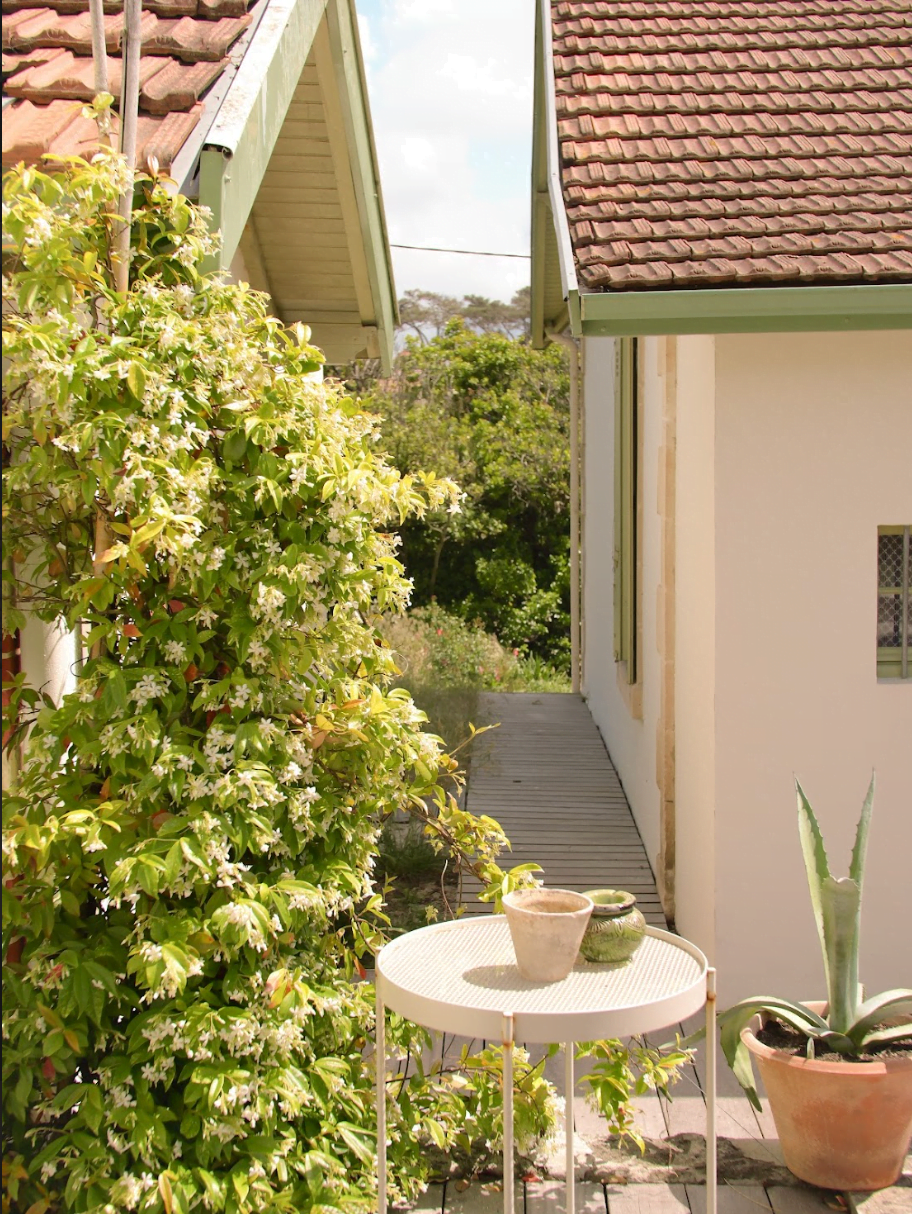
[355,0,535,304]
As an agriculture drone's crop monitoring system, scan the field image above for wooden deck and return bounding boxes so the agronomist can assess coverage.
[461,691,665,926]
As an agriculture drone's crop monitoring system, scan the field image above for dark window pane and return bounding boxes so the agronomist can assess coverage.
[878,532,903,588]
[877,593,902,647]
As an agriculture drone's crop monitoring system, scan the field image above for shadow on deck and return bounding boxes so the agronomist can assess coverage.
[460,691,664,926]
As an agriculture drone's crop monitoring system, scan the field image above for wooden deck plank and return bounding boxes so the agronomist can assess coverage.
[525,1182,609,1212]
[684,1185,771,1214]
[767,1189,834,1214]
[463,693,665,921]
[605,1184,689,1214]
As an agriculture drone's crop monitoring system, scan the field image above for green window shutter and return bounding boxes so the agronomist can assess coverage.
[877,525,911,679]
[613,337,637,683]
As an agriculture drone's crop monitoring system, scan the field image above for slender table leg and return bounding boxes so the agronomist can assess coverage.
[502,1013,515,1214]
[706,968,717,1214]
[564,1043,575,1214]
[377,988,387,1214]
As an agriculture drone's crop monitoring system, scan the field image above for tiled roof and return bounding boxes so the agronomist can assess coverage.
[550,0,912,290]
[2,0,256,176]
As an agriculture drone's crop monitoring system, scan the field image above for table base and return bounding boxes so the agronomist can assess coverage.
[375,969,717,1214]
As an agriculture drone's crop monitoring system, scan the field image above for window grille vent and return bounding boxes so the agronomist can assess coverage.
[877,526,910,679]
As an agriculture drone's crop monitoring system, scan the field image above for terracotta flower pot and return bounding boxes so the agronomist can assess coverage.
[502,888,593,983]
[742,1005,912,1191]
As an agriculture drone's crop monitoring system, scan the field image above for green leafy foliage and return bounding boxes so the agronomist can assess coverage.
[2,153,687,1213]
[577,1038,694,1153]
[716,776,912,1110]
[0,153,518,1213]
[363,322,571,668]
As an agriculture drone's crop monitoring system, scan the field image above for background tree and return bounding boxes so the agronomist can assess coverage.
[363,319,570,668]
[397,287,530,343]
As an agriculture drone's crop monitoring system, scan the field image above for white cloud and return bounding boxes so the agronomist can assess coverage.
[399,135,438,175]
[358,0,535,302]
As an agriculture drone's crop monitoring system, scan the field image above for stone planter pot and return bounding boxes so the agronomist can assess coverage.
[502,888,593,983]
[742,1005,912,1190]
[578,889,647,964]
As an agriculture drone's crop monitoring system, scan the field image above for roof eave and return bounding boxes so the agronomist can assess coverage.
[198,0,328,272]
[195,0,395,371]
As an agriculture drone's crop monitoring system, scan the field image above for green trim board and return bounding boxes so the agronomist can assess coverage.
[530,0,549,348]
[544,282,912,339]
[574,283,912,337]
[197,0,395,371]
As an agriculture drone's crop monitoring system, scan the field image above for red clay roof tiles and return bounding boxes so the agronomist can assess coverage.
[550,0,912,288]
[2,0,255,175]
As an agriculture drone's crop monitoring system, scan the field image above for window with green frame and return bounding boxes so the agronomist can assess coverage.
[613,336,637,683]
[877,525,911,679]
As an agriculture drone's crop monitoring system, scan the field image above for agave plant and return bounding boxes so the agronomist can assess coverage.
[719,774,912,1110]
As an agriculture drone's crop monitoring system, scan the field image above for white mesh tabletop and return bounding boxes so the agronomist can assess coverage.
[376,917,707,1042]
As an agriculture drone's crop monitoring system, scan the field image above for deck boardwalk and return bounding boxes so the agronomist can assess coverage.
[460,691,666,927]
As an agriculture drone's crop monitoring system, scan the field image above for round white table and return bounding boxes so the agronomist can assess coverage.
[375,916,717,1214]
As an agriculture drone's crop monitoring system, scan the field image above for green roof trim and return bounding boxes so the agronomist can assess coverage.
[570,283,912,337]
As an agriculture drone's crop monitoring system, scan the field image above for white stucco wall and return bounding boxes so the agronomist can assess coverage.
[582,327,911,1004]
[580,335,665,874]
[713,329,912,1002]
[672,336,717,963]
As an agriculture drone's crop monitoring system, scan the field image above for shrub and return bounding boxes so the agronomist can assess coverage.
[1,152,514,1213]
[2,152,686,1214]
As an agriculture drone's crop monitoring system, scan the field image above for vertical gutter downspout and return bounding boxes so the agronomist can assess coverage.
[538,0,584,694]
[548,332,581,694]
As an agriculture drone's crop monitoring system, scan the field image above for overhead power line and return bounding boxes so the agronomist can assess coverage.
[390,243,531,259]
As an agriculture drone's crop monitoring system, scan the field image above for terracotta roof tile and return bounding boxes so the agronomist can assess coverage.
[2,0,257,175]
[550,1,912,288]
[3,9,248,59]
[5,47,163,101]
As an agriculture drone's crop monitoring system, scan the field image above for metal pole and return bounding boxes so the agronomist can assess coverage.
[114,0,143,293]
[564,1043,575,1214]
[706,968,717,1214]
[376,989,386,1214]
[502,1013,515,1214]
[88,0,109,95]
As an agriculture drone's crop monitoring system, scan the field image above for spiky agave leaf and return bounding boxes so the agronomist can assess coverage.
[848,989,912,1049]
[848,772,875,887]
[718,998,829,1111]
[796,779,832,999]
[819,874,863,1034]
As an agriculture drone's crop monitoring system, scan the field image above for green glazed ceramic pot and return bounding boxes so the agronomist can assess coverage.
[578,889,646,963]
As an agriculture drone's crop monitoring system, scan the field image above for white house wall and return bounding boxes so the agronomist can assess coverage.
[671,336,717,966]
[713,329,912,1002]
[580,335,666,880]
